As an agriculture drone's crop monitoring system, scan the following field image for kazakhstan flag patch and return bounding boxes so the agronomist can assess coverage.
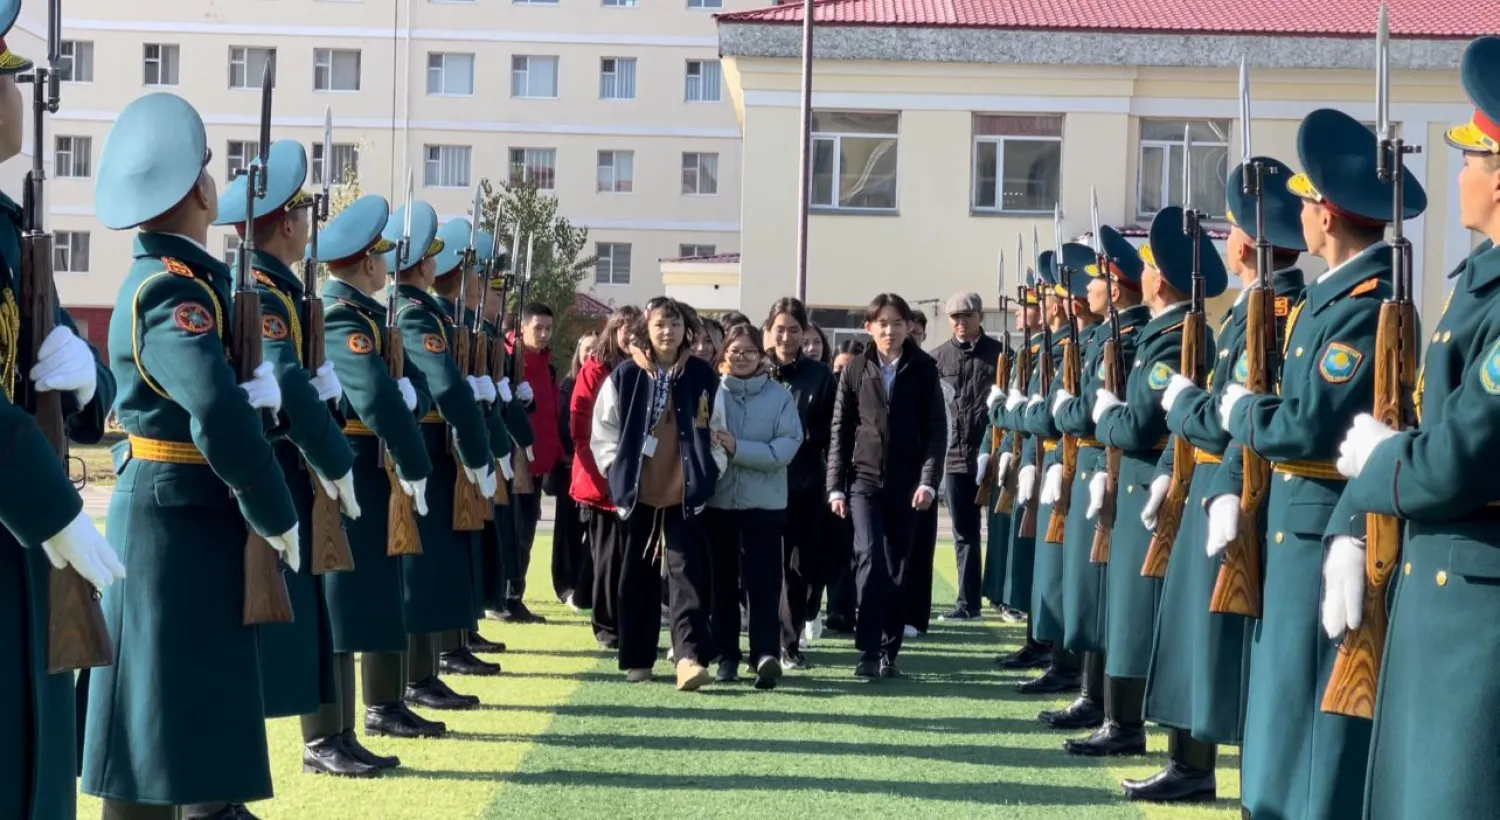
[1148,362,1174,391]
[1319,342,1362,384]
[1482,339,1500,395]
[1233,351,1249,385]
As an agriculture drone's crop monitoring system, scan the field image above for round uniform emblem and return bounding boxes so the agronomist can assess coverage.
[1148,362,1174,391]
[1233,351,1250,385]
[1481,339,1500,395]
[262,314,289,341]
[1319,342,1363,384]
[347,333,374,355]
[423,333,448,354]
[173,302,215,335]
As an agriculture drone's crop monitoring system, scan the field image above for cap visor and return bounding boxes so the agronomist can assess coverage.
[1444,121,1499,153]
[1286,172,1319,201]
[0,49,31,74]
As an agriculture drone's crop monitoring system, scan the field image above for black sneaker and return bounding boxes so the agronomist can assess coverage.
[715,660,739,683]
[781,649,808,670]
[854,659,881,678]
[753,657,783,690]
[501,603,547,624]
[879,659,902,678]
[938,608,978,621]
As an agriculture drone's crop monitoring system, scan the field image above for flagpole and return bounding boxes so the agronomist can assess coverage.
[794,0,814,302]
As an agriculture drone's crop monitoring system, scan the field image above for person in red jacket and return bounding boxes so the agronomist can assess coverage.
[571,305,641,648]
[503,302,562,623]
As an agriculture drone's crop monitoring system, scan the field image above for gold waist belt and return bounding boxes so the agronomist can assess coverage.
[344,420,377,437]
[128,435,208,465]
[1273,459,1345,481]
[1194,450,1224,465]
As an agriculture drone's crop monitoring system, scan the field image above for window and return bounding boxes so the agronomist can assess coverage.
[53,232,89,273]
[681,152,718,195]
[143,44,180,86]
[509,148,557,190]
[54,136,92,179]
[810,111,899,211]
[1137,119,1230,220]
[597,151,634,193]
[596,243,631,285]
[226,140,261,181]
[511,56,559,99]
[314,48,361,92]
[679,244,716,258]
[229,46,276,89]
[603,0,639,6]
[312,143,359,185]
[223,235,242,268]
[687,0,722,8]
[684,60,721,103]
[58,41,93,83]
[424,145,472,188]
[514,0,558,4]
[426,53,475,96]
[972,115,1062,213]
[599,57,636,100]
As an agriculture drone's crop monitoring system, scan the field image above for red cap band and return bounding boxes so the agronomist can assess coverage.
[1476,109,1500,144]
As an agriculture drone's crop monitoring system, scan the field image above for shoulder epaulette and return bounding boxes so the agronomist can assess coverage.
[252,270,281,291]
[1121,325,1138,335]
[1275,296,1290,317]
[162,257,193,278]
[1163,322,1185,334]
[1349,278,1380,298]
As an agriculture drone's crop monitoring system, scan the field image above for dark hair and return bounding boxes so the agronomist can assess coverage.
[521,302,554,322]
[911,308,928,329]
[719,323,765,367]
[863,293,915,325]
[837,339,865,356]
[804,322,832,364]
[633,296,696,351]
[598,304,642,369]
[763,297,809,331]
[699,317,724,350]
[720,311,752,331]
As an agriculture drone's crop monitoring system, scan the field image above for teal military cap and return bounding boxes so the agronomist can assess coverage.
[1290,108,1427,224]
[1141,205,1229,298]
[432,218,477,278]
[213,140,311,227]
[1086,224,1145,290]
[1445,36,1500,155]
[1226,156,1309,252]
[320,195,395,267]
[0,0,31,74]
[95,93,209,230]
[1051,242,1095,299]
[382,201,444,274]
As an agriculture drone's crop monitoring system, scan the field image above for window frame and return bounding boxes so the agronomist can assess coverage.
[313,47,362,92]
[53,231,90,273]
[59,40,93,83]
[423,144,473,189]
[596,150,635,194]
[426,52,476,97]
[508,147,558,191]
[686,0,723,8]
[143,43,179,87]
[54,135,91,179]
[678,243,716,259]
[599,56,636,101]
[228,46,276,90]
[809,111,901,213]
[226,140,261,182]
[511,55,560,100]
[595,242,632,286]
[681,152,719,196]
[312,142,360,186]
[1135,118,1231,222]
[223,235,242,268]
[684,60,722,103]
[969,114,1063,215]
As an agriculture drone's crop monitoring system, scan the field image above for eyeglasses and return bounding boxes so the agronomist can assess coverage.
[726,349,760,360]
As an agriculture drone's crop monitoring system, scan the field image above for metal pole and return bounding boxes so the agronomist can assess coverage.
[794,0,814,302]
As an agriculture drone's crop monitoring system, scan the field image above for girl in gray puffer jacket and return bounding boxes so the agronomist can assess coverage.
[706,325,804,690]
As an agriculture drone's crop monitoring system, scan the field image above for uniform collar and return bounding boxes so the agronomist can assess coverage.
[135,231,230,283]
[1463,240,1500,294]
[250,248,303,297]
[1308,244,1392,316]
[395,282,443,315]
[1116,303,1152,331]
[1317,241,1388,284]
[321,277,386,316]
[1139,301,1189,343]
[431,294,475,326]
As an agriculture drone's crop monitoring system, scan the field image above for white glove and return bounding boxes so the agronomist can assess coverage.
[1092,388,1124,423]
[498,454,514,482]
[1086,472,1107,519]
[40,511,126,591]
[1161,374,1194,413]
[1040,464,1064,505]
[496,376,514,404]
[996,451,1014,480]
[1336,413,1399,479]
[399,477,430,516]
[986,384,1005,411]
[1016,465,1037,506]
[468,375,497,405]
[517,381,534,404]
[315,468,362,519]
[1005,389,1026,412]
[266,525,300,573]
[1026,393,1044,409]
[309,360,342,403]
[30,325,97,406]
[1219,384,1251,431]
[464,463,498,499]
[240,360,283,416]
[1321,536,1367,639]
[1141,475,1171,531]
[1051,388,1075,416]
[976,452,990,479]
[1205,494,1240,557]
[396,377,418,412]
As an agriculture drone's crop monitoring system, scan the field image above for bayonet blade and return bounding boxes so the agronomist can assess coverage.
[255,53,275,198]
[1239,57,1252,163]
[469,183,484,256]
[1030,225,1039,283]
[524,233,536,283]
[1376,2,1390,140]
[321,106,333,202]
[399,168,415,269]
[1052,203,1063,266]
[1090,187,1102,254]
[997,247,1005,295]
[1183,123,1194,212]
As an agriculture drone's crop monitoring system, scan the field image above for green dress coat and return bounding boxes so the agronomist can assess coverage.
[1000,331,1059,612]
[1216,245,1394,820]
[1096,303,1206,681]
[1143,269,1303,744]
[84,233,298,805]
[980,349,1013,608]
[1325,242,1500,820]
[319,280,433,654]
[250,251,354,718]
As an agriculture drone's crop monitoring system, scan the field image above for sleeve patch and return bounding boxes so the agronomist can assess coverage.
[423,333,448,354]
[1319,342,1363,384]
[1482,339,1500,395]
[1350,278,1380,298]
[1233,351,1249,385]
[1147,362,1174,390]
[163,257,193,277]
[348,332,375,355]
[173,302,215,335]
[1274,296,1290,317]
[262,314,289,341]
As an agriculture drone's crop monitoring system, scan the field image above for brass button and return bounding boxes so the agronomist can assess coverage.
[1274,532,1284,543]
[1219,350,1229,359]
[1295,346,1305,357]
[1442,331,1452,343]
[1127,485,1135,494]
[1436,570,1448,587]
[1432,331,1441,343]
[1283,473,1293,482]
[1403,562,1411,576]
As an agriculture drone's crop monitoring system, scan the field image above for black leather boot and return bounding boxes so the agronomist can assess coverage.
[1122,728,1217,802]
[1017,653,1082,694]
[302,735,380,778]
[1040,650,1105,729]
[405,676,479,710]
[467,630,507,654]
[339,729,400,769]
[996,637,1052,669]
[365,702,446,738]
[439,648,501,676]
[1063,675,1147,756]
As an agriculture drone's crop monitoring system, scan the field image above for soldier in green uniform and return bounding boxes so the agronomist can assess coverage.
[0,12,126,817]
[1066,205,1225,757]
[484,269,538,624]
[1205,107,1425,820]
[213,140,366,778]
[1320,36,1500,820]
[318,195,446,748]
[1127,157,1306,802]
[980,283,1040,613]
[384,201,496,712]
[1044,225,1149,733]
[83,92,300,820]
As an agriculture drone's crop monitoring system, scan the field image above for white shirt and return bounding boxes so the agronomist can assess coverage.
[1318,241,1389,285]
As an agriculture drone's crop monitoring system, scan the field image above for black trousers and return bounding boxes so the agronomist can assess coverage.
[506,490,542,604]
[944,471,984,614]
[902,501,939,632]
[549,480,593,607]
[851,488,917,664]
[588,507,623,645]
[778,488,824,653]
[617,504,716,670]
[707,507,786,665]
[818,507,857,625]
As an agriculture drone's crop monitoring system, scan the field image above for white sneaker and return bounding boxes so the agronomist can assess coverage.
[803,615,824,647]
[903,625,921,639]
[565,593,581,613]
[667,646,676,663]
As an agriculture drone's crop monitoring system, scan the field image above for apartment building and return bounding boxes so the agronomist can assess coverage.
[5,0,751,355]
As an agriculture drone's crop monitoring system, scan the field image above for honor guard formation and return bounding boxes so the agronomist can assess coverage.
[4,0,1500,817]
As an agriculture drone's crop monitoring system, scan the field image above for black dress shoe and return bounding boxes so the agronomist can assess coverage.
[1039,696,1105,730]
[938,607,977,621]
[997,642,1052,669]
[1017,665,1082,695]
[1063,721,1148,757]
[339,729,400,770]
[186,806,250,820]
[430,675,481,705]
[716,660,739,683]
[405,677,478,710]
[364,703,446,739]
[466,630,507,654]
[302,735,380,778]
[501,603,547,624]
[824,616,855,634]
[854,659,881,678]
[440,649,501,676]
[1122,761,1217,802]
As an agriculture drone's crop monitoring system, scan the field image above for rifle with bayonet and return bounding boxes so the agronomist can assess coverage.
[305,106,355,575]
[1046,205,1080,544]
[507,233,537,496]
[235,55,295,625]
[383,170,423,557]
[1090,188,1124,565]
[1018,227,1053,540]
[995,234,1028,514]
[1323,3,1415,718]
[450,185,489,532]
[18,0,111,672]
[1143,128,1208,577]
[471,218,508,509]
[975,248,1010,511]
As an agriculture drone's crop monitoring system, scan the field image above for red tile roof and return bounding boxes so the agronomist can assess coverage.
[573,291,613,317]
[717,0,1495,39]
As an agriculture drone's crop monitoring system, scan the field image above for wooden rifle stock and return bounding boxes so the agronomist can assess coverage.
[974,349,1010,510]
[1089,340,1121,564]
[994,341,1029,515]
[449,328,487,532]
[1322,300,1413,718]
[302,297,355,575]
[473,329,508,509]
[509,339,536,495]
[1142,309,1204,577]
[1045,337,1081,543]
[384,325,423,557]
[1017,345,1051,539]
